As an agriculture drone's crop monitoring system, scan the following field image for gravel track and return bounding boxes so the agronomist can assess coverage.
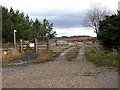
[2,46,118,88]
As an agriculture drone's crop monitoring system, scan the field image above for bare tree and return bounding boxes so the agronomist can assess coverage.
[83,4,112,34]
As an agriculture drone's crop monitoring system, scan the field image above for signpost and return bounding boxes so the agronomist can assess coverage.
[14,30,17,49]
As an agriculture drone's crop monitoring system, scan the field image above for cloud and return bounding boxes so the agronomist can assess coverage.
[28,11,86,28]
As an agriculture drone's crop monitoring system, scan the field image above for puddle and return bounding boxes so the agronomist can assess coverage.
[59,47,74,56]
[3,52,37,67]
[98,73,118,87]
[54,47,74,61]
[76,46,85,60]
[10,52,37,62]
[0,68,2,72]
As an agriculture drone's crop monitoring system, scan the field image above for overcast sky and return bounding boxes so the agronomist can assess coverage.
[1,0,119,37]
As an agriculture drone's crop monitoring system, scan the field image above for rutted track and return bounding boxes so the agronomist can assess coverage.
[2,45,118,88]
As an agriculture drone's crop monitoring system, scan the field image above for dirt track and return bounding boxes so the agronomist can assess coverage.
[2,47,118,88]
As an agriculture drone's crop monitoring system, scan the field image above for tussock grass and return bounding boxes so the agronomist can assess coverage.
[85,46,118,67]
[2,50,22,62]
[37,50,57,62]
[65,46,80,61]
[36,46,73,63]
[35,46,72,64]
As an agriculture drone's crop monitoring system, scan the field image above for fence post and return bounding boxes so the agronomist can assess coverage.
[55,40,58,47]
[20,39,23,53]
[67,40,69,45]
[47,40,51,52]
[34,38,38,52]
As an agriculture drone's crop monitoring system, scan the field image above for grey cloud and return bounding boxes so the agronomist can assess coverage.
[28,11,86,28]
[50,13,85,28]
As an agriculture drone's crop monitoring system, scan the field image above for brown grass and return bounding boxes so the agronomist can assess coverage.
[37,49,58,62]
[65,46,80,61]
[2,50,23,62]
[37,45,74,62]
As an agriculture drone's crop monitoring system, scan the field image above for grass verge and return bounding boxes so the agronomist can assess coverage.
[85,46,118,67]
[2,50,23,62]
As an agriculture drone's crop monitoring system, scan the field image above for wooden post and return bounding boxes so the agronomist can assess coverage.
[34,38,38,52]
[55,40,58,47]
[67,40,69,45]
[47,40,51,52]
[20,39,23,53]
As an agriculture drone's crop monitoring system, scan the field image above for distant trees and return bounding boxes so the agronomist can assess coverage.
[98,11,120,51]
[83,4,111,34]
[2,6,56,43]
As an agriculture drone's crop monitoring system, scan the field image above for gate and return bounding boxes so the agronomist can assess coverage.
[19,38,51,53]
[20,38,37,53]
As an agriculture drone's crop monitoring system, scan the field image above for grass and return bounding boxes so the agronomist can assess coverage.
[65,45,80,61]
[52,45,74,53]
[85,45,119,67]
[2,50,23,62]
[2,45,75,65]
[37,49,57,62]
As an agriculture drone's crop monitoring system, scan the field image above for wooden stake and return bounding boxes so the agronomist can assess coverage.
[48,40,51,52]
[35,38,38,52]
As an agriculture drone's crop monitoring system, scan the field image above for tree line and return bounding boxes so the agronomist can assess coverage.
[2,6,56,43]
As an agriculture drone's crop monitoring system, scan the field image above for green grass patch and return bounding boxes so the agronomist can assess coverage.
[85,46,118,67]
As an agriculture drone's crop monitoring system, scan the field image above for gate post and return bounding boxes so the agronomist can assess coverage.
[55,40,58,47]
[47,40,51,52]
[34,38,38,52]
[67,40,69,45]
[20,39,23,53]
